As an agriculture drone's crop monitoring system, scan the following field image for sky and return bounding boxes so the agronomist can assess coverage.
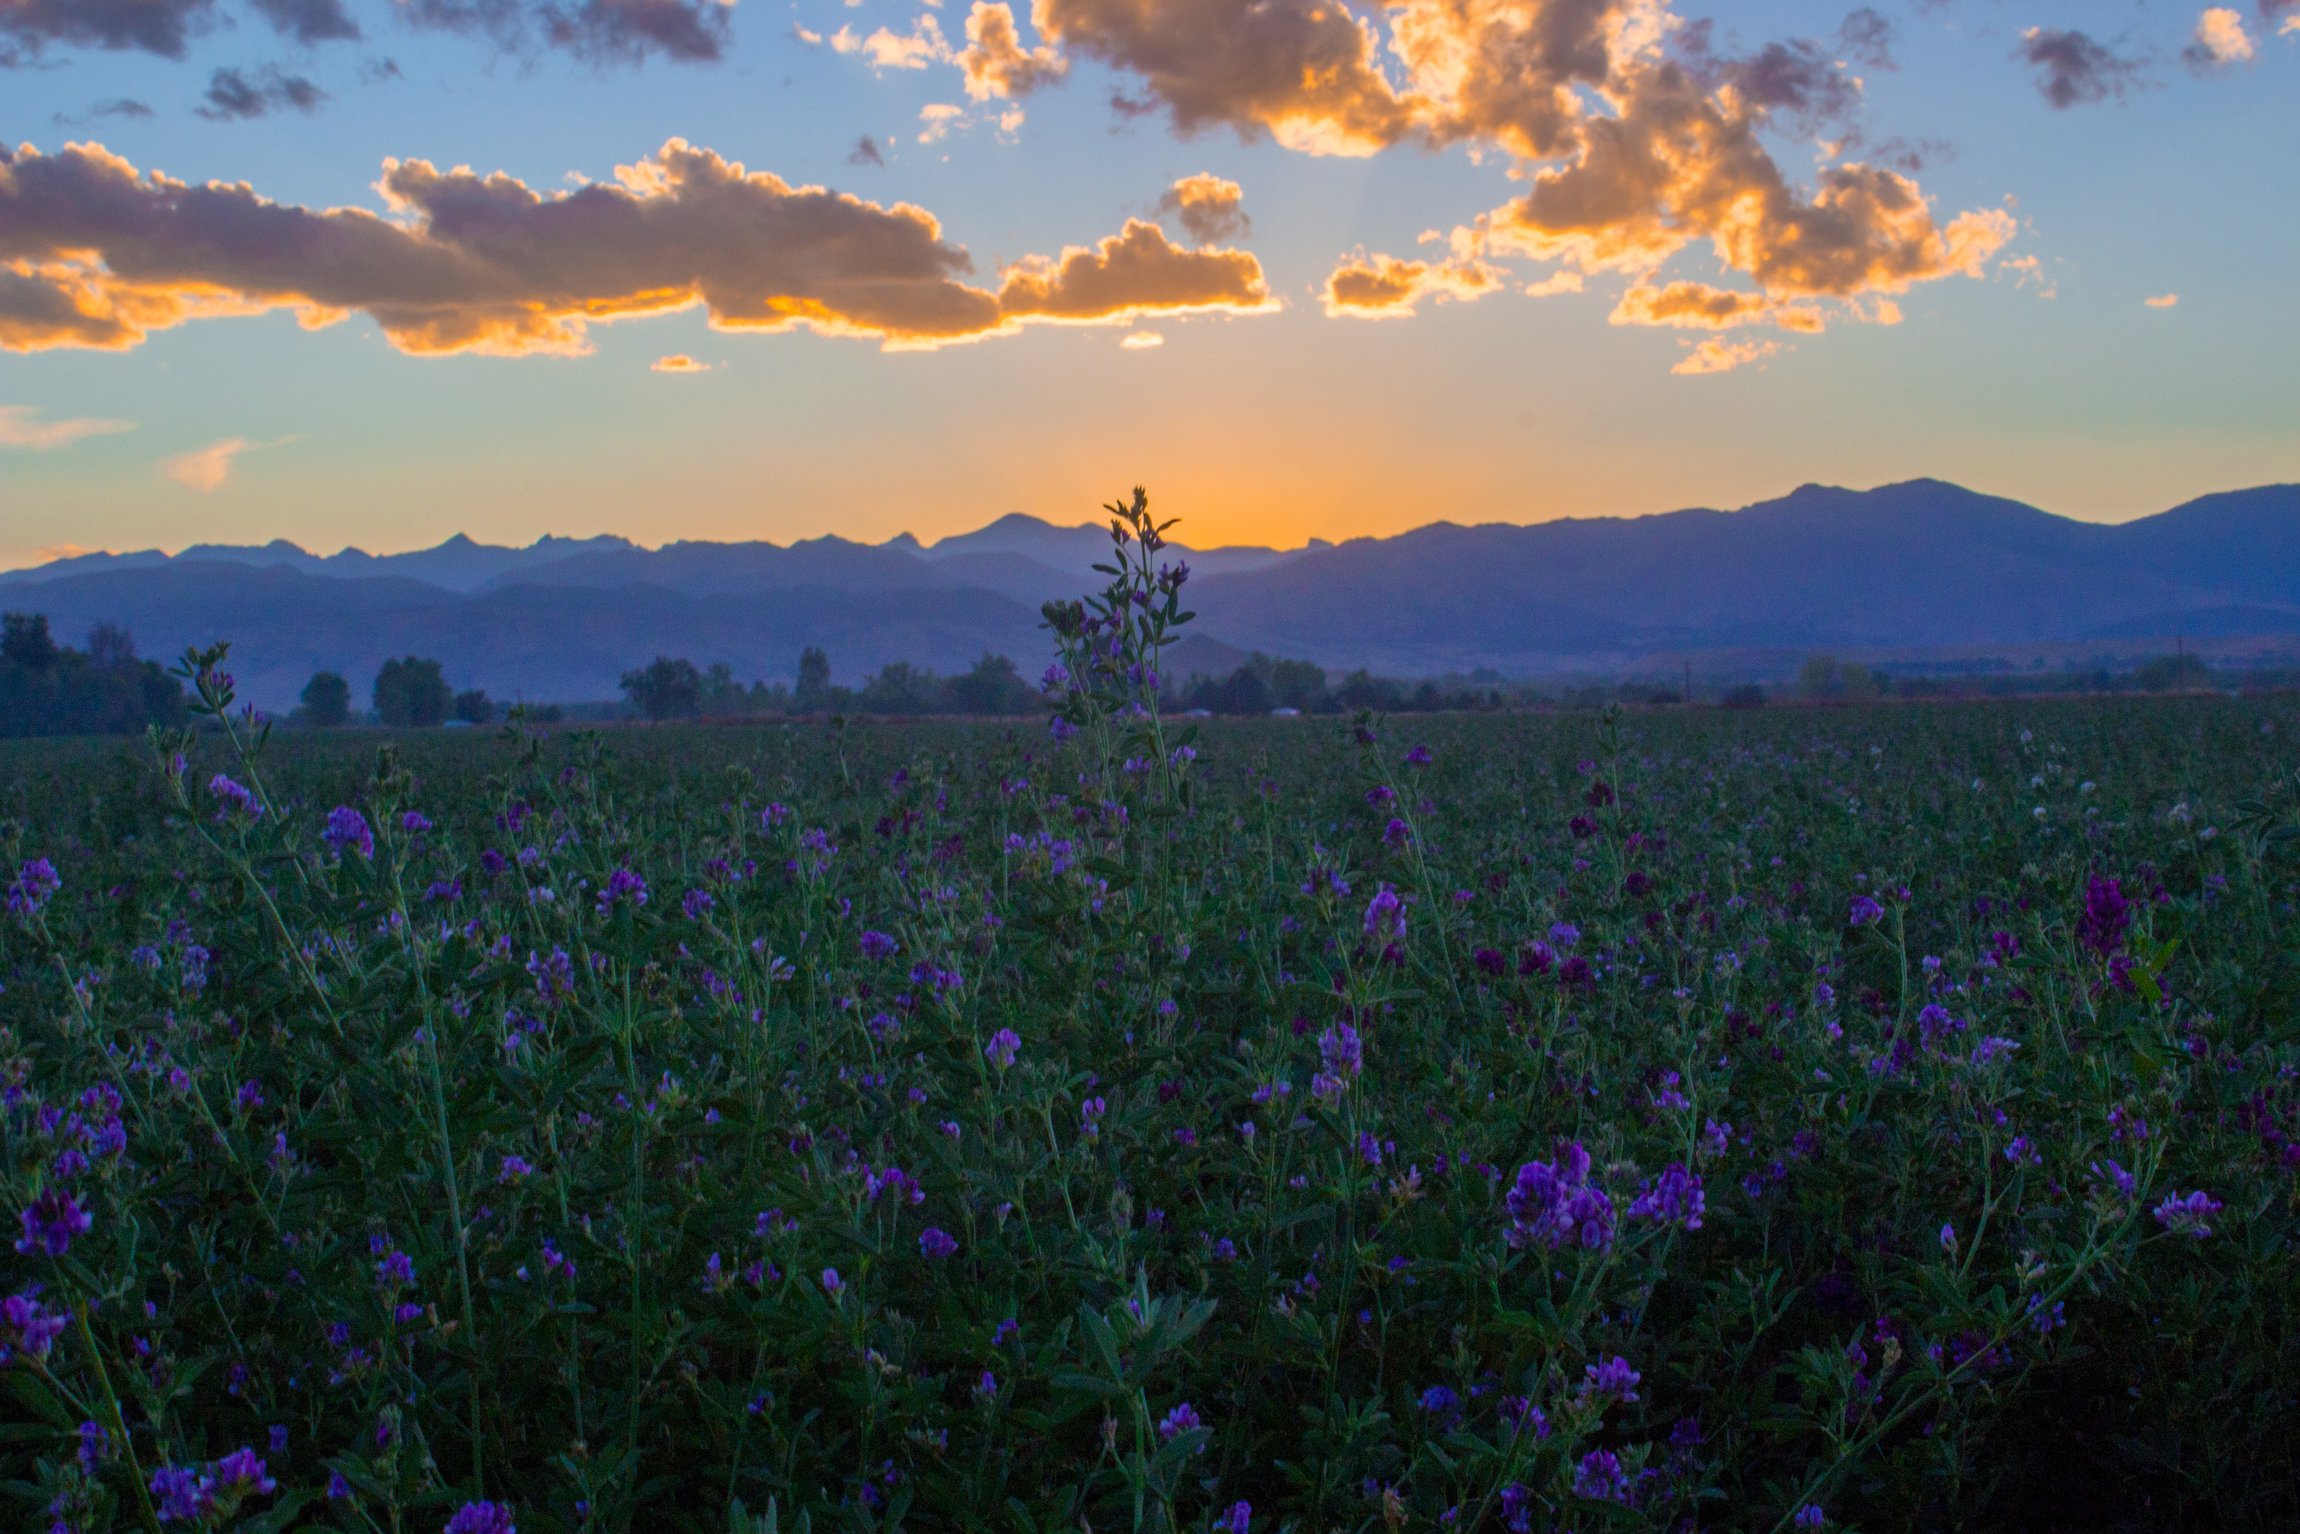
[0,0,2294,565]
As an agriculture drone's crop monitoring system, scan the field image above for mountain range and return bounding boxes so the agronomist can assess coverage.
[3,479,2294,710]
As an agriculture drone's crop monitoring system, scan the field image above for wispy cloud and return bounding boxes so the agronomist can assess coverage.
[1118,330,1163,349]
[651,353,712,372]
[1672,338,1787,377]
[164,436,288,493]
[0,405,135,450]
[2145,293,2180,309]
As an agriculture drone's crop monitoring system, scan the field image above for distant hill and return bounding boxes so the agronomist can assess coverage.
[3,480,2294,708]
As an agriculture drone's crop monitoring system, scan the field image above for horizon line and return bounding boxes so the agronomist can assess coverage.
[4,474,2293,575]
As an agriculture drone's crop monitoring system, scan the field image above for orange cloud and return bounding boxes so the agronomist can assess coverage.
[651,353,712,371]
[1006,0,2015,354]
[1671,336,1784,375]
[1119,330,1164,349]
[164,437,263,492]
[1157,173,1248,245]
[997,219,1274,323]
[1323,253,1502,318]
[2186,7,2256,66]
[2145,293,2180,309]
[0,405,135,449]
[0,141,1278,357]
[1609,279,1822,332]
[957,1,1066,99]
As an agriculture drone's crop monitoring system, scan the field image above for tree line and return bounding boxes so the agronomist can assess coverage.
[0,615,186,739]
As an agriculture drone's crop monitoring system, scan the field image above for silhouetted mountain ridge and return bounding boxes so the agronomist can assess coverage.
[3,479,2294,707]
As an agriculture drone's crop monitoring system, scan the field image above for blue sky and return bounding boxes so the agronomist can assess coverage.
[1,0,2294,562]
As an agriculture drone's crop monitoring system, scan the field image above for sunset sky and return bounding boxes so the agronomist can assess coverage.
[2,0,2294,565]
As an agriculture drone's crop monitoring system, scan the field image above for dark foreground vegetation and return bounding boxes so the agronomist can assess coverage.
[2,506,2299,1533]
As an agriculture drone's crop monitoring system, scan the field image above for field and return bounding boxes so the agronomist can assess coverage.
[4,635,2300,1530]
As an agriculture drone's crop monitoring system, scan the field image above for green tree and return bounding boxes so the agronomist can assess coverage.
[621,656,704,721]
[796,647,833,711]
[2,613,59,672]
[944,653,1032,715]
[453,688,495,725]
[374,657,452,728]
[0,617,184,738]
[1799,655,1842,700]
[859,661,939,715]
[299,671,352,726]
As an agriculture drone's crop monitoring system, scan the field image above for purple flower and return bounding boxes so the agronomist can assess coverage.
[1847,894,1885,927]
[16,1189,92,1257]
[1,1289,69,1363]
[208,774,263,820]
[374,1242,416,1289]
[445,1501,517,1534]
[401,811,433,834]
[1572,1448,1629,1502]
[6,857,60,918]
[1156,1402,1204,1445]
[985,1028,1021,1069]
[1217,1502,1252,1534]
[859,929,900,960]
[2152,1189,2223,1238]
[212,1448,276,1498]
[1312,1021,1363,1102]
[1080,1097,1107,1139]
[498,1155,535,1184]
[1582,1355,1641,1403]
[594,867,649,915]
[919,1227,959,1259]
[681,888,716,921]
[1793,1507,1827,1529]
[1505,1143,1615,1252]
[323,807,374,861]
[821,1267,843,1296]
[527,947,575,1008]
[1628,1162,1706,1229]
[1364,887,1407,944]
[150,1466,213,1523]
[2090,1158,2137,1200]
[2077,874,2131,959]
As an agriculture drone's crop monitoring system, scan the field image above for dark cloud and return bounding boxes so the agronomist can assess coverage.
[0,139,1276,355]
[1867,135,1954,175]
[53,98,156,126]
[0,0,212,61]
[847,136,886,166]
[249,0,360,44]
[1721,39,1864,129]
[1156,173,1247,244]
[1839,7,1894,69]
[539,0,729,64]
[1036,0,1415,154]
[2017,28,2144,109]
[197,65,328,119]
[398,0,725,63]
